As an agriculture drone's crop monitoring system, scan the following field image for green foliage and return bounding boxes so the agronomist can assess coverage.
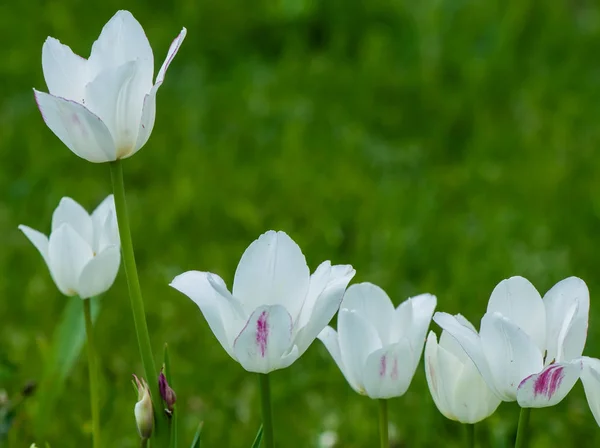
[1,0,600,446]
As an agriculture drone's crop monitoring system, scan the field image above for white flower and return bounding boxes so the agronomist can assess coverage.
[425,315,501,424]
[318,283,437,399]
[19,195,120,299]
[434,276,588,408]
[34,10,186,163]
[170,230,355,373]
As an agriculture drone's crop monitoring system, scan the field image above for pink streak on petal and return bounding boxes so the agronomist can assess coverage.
[256,310,269,357]
[379,355,387,377]
[391,357,399,381]
[533,365,565,398]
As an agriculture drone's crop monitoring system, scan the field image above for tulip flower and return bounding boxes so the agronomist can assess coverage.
[318,282,437,399]
[434,276,588,408]
[34,10,186,163]
[424,316,501,424]
[19,195,120,299]
[170,230,355,373]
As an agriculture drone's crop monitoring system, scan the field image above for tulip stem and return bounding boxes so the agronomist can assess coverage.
[258,374,275,448]
[378,399,388,448]
[514,407,531,448]
[109,160,164,439]
[83,298,101,448]
[465,424,475,448]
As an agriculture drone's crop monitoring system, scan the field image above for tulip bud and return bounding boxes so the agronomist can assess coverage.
[133,375,154,440]
[159,368,177,415]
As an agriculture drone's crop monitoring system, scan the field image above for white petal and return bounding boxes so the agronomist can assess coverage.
[341,282,395,345]
[52,197,93,246]
[425,332,455,420]
[88,10,154,87]
[91,195,119,252]
[34,90,116,162]
[405,293,437,369]
[233,305,295,373]
[480,312,544,401]
[293,263,355,355]
[170,271,244,358]
[18,225,50,267]
[156,27,187,85]
[77,246,120,299]
[487,276,546,352]
[232,230,310,321]
[41,37,87,101]
[452,356,501,423]
[439,314,476,364]
[516,360,582,408]
[48,223,94,296]
[362,339,414,399]
[433,312,499,398]
[338,309,382,394]
[581,356,600,427]
[84,60,147,158]
[544,277,589,363]
[318,326,360,392]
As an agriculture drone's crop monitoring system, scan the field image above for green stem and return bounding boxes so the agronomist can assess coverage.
[465,423,475,448]
[83,299,101,448]
[378,399,388,448]
[258,374,274,448]
[109,160,164,439]
[514,407,531,448]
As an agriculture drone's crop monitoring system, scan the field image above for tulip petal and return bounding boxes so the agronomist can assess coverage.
[487,276,546,352]
[294,263,355,355]
[544,277,589,364]
[233,230,310,321]
[48,223,94,296]
[77,246,121,299]
[425,332,455,420]
[581,356,600,426]
[34,90,116,163]
[91,195,119,252]
[318,326,361,392]
[516,360,582,408]
[52,197,93,246]
[338,309,382,394]
[406,293,437,369]
[85,60,148,158]
[170,271,245,358]
[439,314,477,364]
[363,339,414,399]
[156,27,187,85]
[342,282,395,344]
[88,10,154,87]
[18,225,50,267]
[433,312,499,398]
[41,37,87,102]
[233,305,296,373]
[480,312,544,401]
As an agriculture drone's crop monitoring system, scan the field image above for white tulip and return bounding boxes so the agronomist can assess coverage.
[424,315,501,424]
[318,283,436,399]
[19,195,120,299]
[170,230,355,373]
[434,276,588,408]
[34,10,186,162]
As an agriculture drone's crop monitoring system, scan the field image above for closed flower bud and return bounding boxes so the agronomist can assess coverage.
[133,375,154,440]
[158,368,177,414]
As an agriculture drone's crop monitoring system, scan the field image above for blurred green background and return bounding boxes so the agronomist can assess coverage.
[2,0,600,446]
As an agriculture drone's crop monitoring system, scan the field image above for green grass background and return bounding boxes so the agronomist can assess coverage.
[2,0,600,446]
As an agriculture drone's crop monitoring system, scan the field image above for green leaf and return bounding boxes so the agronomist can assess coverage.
[34,296,101,439]
[189,421,204,448]
[250,425,263,448]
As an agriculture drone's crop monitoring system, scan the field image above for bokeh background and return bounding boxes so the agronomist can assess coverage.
[2,0,600,446]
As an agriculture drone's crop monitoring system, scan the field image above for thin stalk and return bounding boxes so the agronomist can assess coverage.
[83,298,100,448]
[465,423,475,448]
[514,407,531,448]
[109,160,164,439]
[258,374,274,448]
[378,399,388,448]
